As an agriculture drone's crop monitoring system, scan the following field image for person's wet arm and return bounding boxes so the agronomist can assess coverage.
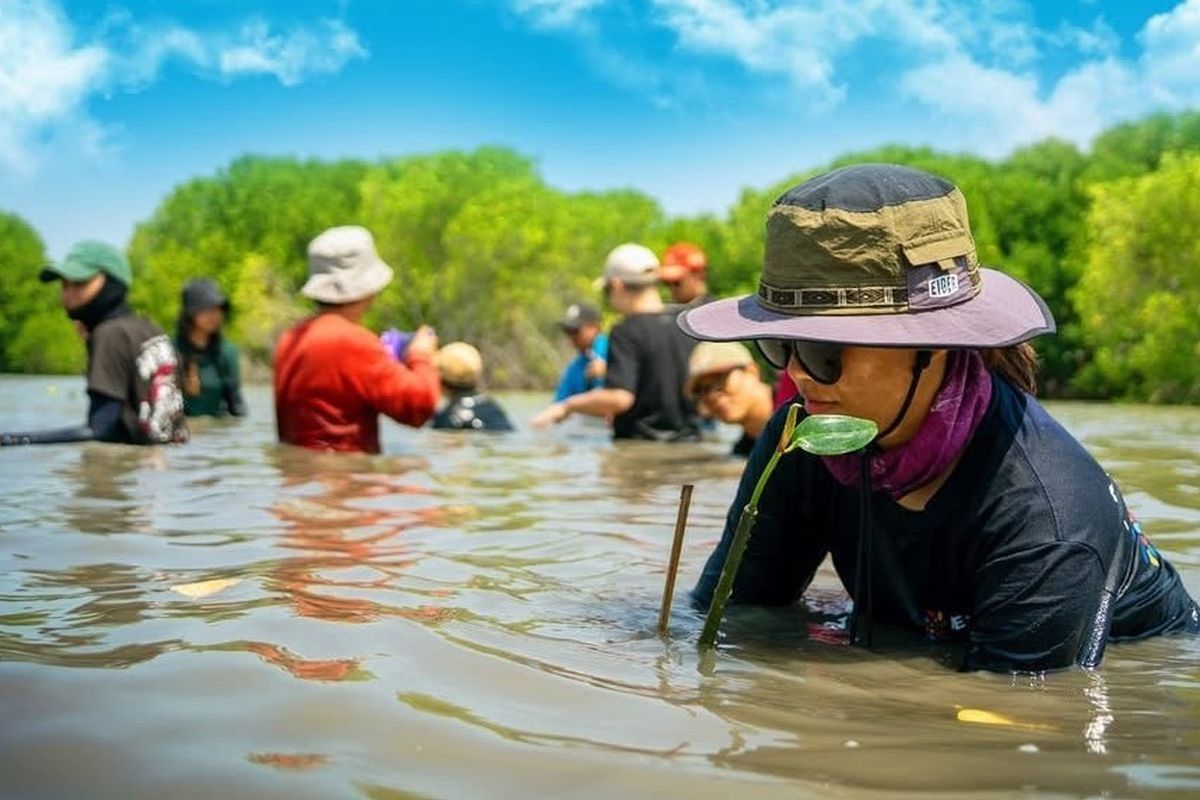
[0,392,123,446]
[222,342,247,416]
[563,387,634,417]
[963,540,1106,672]
[357,343,441,428]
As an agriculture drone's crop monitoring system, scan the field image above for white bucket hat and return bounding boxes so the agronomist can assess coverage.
[302,226,394,304]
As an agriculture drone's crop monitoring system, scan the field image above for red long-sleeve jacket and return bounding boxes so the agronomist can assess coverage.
[274,314,440,453]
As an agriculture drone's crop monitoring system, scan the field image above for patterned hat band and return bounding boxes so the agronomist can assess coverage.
[757,257,981,316]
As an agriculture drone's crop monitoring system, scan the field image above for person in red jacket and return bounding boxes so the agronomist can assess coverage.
[274,225,440,453]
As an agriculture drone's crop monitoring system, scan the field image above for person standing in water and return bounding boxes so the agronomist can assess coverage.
[532,243,700,441]
[274,226,440,453]
[660,242,712,308]
[680,163,1199,672]
[0,241,187,447]
[431,341,515,432]
[553,303,608,401]
[175,278,245,418]
[685,342,774,457]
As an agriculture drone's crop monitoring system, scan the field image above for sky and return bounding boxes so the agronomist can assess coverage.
[1,0,1199,258]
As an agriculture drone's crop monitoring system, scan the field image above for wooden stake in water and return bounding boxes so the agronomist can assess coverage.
[658,483,694,636]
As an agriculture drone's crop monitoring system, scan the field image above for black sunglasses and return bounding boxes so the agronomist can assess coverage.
[755,339,844,385]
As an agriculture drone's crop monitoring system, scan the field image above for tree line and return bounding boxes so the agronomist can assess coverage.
[2,111,1198,402]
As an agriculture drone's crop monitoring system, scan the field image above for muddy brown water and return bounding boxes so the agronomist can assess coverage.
[1,376,1197,799]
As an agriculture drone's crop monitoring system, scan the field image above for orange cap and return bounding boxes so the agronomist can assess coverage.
[660,242,707,281]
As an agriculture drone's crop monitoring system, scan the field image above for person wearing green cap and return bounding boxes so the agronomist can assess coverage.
[0,241,188,447]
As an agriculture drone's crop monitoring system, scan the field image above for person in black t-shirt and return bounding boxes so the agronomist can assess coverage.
[532,243,700,441]
[0,241,187,447]
[431,342,514,432]
[679,164,1198,672]
[685,342,774,457]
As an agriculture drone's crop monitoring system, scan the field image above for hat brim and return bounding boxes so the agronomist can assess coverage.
[679,268,1055,348]
[301,260,394,304]
[39,261,100,283]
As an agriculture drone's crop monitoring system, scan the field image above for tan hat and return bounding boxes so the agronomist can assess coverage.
[302,226,394,304]
[680,164,1054,348]
[685,341,754,395]
[436,342,483,389]
[594,242,659,291]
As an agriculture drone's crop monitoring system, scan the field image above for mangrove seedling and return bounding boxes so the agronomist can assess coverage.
[698,407,878,650]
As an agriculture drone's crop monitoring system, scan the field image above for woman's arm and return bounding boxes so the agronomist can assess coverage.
[964,540,1107,672]
[221,342,247,416]
[0,393,125,446]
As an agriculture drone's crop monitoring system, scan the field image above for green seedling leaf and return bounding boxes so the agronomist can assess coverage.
[789,414,878,456]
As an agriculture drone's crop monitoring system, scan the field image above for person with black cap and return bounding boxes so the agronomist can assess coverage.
[175,278,245,417]
[553,302,608,401]
[533,243,701,440]
[0,241,187,446]
[681,163,1198,672]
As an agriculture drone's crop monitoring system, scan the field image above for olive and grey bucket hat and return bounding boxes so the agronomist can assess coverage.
[679,164,1055,348]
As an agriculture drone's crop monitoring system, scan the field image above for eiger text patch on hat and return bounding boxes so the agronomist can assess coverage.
[679,164,1055,349]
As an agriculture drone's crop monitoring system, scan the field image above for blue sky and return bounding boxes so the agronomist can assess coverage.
[2,0,1198,258]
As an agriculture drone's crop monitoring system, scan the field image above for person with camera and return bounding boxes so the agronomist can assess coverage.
[273,226,440,454]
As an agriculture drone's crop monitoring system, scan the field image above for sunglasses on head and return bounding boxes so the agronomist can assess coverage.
[754,339,844,385]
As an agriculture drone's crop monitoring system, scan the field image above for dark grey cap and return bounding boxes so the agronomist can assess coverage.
[560,302,600,331]
[181,278,230,317]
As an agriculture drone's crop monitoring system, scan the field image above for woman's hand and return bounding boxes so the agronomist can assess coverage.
[405,326,439,361]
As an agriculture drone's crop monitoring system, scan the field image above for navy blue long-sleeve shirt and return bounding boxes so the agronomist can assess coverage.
[693,375,1199,672]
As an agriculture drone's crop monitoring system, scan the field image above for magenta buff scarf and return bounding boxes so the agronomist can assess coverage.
[821,350,993,500]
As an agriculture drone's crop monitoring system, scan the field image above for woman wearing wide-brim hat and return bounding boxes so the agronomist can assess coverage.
[681,163,1199,672]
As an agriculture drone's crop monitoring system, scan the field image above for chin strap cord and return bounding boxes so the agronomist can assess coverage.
[849,450,875,647]
[848,349,931,648]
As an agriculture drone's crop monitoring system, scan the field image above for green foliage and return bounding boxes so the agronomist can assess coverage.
[1084,111,1200,183]
[360,149,665,386]
[128,154,368,341]
[1072,152,1200,403]
[4,113,1199,402]
[0,211,84,374]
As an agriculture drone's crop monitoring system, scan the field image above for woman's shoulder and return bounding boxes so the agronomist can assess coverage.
[971,379,1117,546]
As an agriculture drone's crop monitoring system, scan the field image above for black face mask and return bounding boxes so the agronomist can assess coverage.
[67,276,129,331]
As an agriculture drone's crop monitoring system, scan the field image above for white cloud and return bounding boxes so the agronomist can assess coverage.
[1141,0,1200,106]
[216,18,366,86]
[508,0,1200,155]
[900,1,1200,154]
[512,0,606,30]
[0,0,107,172]
[0,0,368,173]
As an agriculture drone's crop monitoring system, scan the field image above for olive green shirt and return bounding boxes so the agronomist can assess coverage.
[175,335,245,417]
